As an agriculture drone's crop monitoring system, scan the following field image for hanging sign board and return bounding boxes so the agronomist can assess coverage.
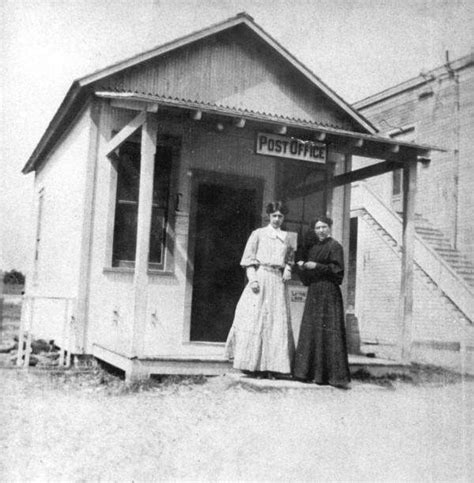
[256,132,326,163]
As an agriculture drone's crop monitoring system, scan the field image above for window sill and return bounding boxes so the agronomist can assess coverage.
[103,267,134,275]
[103,267,175,277]
[183,341,226,347]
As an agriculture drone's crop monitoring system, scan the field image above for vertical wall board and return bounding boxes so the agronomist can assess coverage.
[28,104,93,348]
[102,30,357,130]
[32,104,92,297]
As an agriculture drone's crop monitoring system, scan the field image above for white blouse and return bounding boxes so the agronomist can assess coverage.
[240,225,294,268]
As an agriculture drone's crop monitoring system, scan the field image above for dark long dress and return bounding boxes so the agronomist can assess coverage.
[293,235,350,387]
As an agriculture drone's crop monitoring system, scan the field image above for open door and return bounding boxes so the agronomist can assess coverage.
[190,172,262,342]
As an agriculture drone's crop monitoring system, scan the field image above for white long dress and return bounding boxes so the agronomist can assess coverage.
[225,225,295,373]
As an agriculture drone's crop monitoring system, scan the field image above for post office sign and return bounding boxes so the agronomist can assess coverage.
[256,132,326,163]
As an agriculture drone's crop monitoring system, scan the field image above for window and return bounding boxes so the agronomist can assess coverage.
[392,168,402,196]
[389,126,415,198]
[112,136,174,270]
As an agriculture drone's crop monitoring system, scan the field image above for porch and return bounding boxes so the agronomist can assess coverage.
[92,342,409,382]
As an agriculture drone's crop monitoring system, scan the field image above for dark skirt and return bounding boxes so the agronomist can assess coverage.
[293,280,350,386]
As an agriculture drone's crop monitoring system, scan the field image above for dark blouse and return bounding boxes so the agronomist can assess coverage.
[296,235,344,286]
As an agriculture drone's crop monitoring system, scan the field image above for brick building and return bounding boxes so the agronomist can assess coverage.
[350,54,474,373]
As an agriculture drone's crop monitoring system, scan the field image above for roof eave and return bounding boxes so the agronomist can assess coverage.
[22,82,85,174]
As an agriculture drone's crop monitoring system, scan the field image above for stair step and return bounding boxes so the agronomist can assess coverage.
[416,232,451,241]
[417,234,452,244]
[426,241,454,249]
[455,267,474,273]
[439,253,471,261]
[415,227,445,234]
[438,257,469,266]
[414,223,443,230]
[417,234,450,242]
[436,250,469,257]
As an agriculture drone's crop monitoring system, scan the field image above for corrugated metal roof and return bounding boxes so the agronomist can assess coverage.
[95,89,443,154]
[96,88,348,130]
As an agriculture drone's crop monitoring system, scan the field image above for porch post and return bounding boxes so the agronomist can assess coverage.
[131,112,158,358]
[341,154,352,308]
[399,159,417,362]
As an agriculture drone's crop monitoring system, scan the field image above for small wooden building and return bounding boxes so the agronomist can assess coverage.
[22,13,435,379]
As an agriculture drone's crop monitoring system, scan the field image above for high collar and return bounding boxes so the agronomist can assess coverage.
[265,224,286,241]
[316,236,332,245]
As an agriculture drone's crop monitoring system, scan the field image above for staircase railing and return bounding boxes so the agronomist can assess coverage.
[352,182,474,323]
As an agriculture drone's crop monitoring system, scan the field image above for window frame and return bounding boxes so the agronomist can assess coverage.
[105,131,181,274]
[388,125,416,201]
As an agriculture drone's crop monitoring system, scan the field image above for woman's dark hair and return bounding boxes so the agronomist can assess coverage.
[310,215,333,228]
[265,201,289,215]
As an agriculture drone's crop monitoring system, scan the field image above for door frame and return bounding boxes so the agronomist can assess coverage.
[183,169,264,345]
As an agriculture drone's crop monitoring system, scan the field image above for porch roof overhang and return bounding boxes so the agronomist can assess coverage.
[94,90,444,194]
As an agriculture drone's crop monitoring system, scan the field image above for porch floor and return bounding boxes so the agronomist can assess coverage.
[92,344,409,381]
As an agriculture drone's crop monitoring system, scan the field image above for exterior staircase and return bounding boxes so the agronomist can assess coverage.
[351,182,474,373]
[411,214,474,289]
[352,182,474,326]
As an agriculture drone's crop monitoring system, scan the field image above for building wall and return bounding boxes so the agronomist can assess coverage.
[26,104,92,343]
[354,57,474,264]
[457,64,474,260]
[355,214,473,372]
[86,104,277,356]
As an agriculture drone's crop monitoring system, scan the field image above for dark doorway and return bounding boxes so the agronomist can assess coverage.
[190,176,261,342]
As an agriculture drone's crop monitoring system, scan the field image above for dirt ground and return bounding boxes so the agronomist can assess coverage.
[0,365,472,482]
[1,301,473,481]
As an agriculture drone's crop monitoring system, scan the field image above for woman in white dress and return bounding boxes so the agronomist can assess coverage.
[225,201,295,376]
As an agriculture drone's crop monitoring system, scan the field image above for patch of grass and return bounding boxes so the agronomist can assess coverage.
[406,363,473,385]
[120,374,208,394]
[352,368,412,388]
[352,363,473,388]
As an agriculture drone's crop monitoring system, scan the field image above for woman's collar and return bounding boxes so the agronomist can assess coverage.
[266,224,286,241]
[317,236,332,244]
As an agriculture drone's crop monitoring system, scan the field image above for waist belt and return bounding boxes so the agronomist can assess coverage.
[259,264,283,271]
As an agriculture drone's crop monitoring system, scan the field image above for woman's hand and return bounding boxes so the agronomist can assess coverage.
[282,265,292,282]
[250,280,260,293]
[304,261,317,270]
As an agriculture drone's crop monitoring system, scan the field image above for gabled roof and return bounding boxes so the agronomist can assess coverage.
[23,12,376,174]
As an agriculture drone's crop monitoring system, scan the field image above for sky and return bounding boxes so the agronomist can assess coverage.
[1,0,473,273]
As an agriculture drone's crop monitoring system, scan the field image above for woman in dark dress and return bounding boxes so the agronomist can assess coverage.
[293,216,350,388]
